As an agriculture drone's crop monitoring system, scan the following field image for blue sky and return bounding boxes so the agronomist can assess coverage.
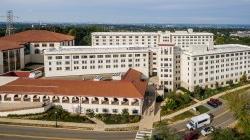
[0,0,250,24]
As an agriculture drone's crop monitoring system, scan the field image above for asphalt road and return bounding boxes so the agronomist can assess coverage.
[0,124,136,140]
[165,101,235,139]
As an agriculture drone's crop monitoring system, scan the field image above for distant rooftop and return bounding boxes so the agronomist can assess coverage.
[0,30,74,43]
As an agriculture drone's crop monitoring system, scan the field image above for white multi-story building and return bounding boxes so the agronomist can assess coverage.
[157,43,181,92]
[44,46,149,77]
[181,44,250,91]
[92,29,213,78]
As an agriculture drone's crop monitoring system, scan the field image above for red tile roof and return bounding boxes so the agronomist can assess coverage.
[0,40,23,51]
[0,30,74,43]
[122,68,148,97]
[0,69,147,99]
[0,71,30,78]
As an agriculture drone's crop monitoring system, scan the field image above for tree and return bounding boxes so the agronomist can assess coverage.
[226,92,250,135]
[211,128,237,140]
[240,72,248,84]
[86,109,95,118]
[215,82,219,89]
[193,85,204,98]
[68,28,76,37]
[152,124,181,140]
[226,80,234,87]
[163,98,177,111]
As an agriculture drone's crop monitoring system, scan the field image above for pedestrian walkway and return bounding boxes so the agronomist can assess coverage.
[135,130,152,140]
[157,84,250,121]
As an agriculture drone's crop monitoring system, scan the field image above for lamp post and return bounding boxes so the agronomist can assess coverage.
[55,111,58,128]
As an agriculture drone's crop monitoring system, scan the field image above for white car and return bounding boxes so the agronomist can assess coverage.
[201,126,214,136]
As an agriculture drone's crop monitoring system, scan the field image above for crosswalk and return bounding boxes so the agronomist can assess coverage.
[135,130,152,140]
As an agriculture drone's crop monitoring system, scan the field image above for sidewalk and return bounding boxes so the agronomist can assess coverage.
[0,117,140,132]
[156,84,250,121]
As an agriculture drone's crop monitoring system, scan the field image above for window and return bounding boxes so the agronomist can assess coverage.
[42,44,47,47]
[49,44,54,47]
[55,56,62,59]
[34,49,40,54]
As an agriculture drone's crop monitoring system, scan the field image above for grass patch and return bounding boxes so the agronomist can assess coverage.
[95,114,141,124]
[8,106,95,124]
[105,126,139,131]
[171,111,194,122]
[196,105,210,114]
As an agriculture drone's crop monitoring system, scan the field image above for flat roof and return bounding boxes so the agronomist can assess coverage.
[191,113,210,122]
[45,46,149,54]
[183,44,250,56]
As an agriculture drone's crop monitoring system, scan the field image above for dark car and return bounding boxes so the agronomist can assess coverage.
[207,98,222,108]
[207,100,219,108]
[184,131,199,140]
[210,98,222,106]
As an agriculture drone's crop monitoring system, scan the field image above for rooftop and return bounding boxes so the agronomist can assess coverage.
[183,44,250,56]
[0,30,74,43]
[0,69,147,99]
[0,40,23,51]
[45,45,149,54]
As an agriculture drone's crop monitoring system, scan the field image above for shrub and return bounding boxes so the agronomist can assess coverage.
[156,96,164,103]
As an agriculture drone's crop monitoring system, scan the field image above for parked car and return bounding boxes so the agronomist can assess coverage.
[28,71,43,79]
[210,98,222,106]
[184,131,199,140]
[207,98,222,108]
[201,126,214,136]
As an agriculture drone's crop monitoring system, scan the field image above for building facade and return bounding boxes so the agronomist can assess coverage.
[44,46,149,77]
[181,44,250,91]
[0,30,75,64]
[0,69,147,115]
[0,40,25,74]
[92,29,213,77]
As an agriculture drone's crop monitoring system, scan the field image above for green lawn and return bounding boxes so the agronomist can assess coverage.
[171,111,194,122]
[7,106,95,124]
[196,105,210,114]
[95,114,141,124]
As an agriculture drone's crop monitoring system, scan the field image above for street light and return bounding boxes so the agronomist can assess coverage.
[55,111,58,128]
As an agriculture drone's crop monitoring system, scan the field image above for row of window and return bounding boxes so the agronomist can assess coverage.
[48,53,147,60]
[34,43,54,47]
[49,63,145,71]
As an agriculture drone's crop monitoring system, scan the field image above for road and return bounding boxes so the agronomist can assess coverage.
[0,124,136,140]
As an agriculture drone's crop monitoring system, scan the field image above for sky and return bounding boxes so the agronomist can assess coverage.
[0,0,250,24]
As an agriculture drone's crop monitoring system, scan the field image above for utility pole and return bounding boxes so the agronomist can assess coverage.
[0,10,19,36]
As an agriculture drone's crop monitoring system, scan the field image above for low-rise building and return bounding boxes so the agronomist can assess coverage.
[0,68,147,115]
[44,46,149,77]
[0,40,25,74]
[0,30,74,64]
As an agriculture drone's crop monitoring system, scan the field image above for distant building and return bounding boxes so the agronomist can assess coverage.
[0,30,75,64]
[0,68,147,115]
[230,31,250,37]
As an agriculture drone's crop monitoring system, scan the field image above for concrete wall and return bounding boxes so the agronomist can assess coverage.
[0,104,52,117]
